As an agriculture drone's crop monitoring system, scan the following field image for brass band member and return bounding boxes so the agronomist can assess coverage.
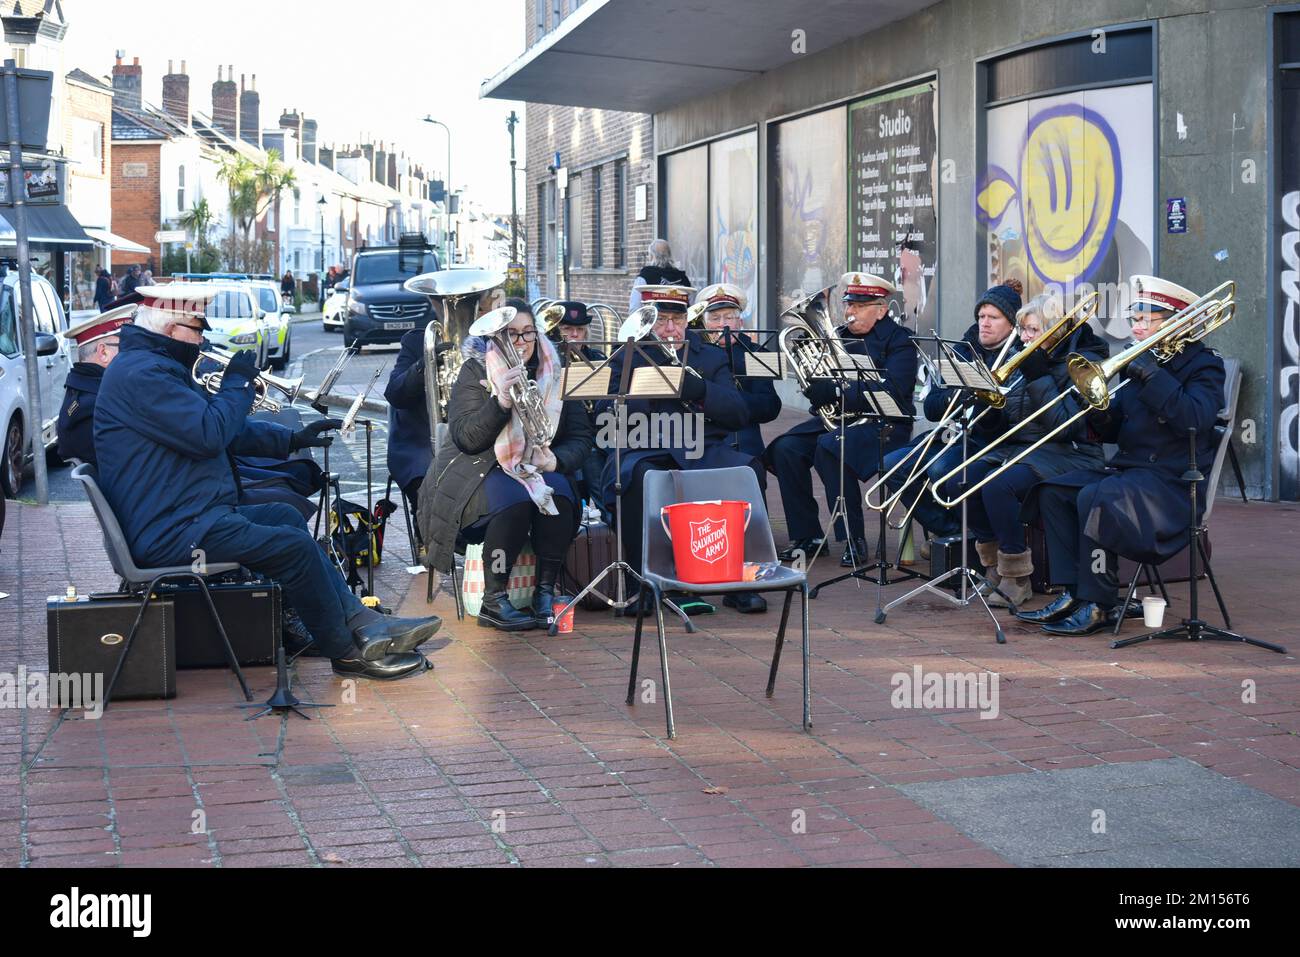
[423,299,595,631]
[550,300,609,508]
[693,282,781,461]
[766,273,917,566]
[1018,276,1226,635]
[937,287,1109,608]
[599,284,757,614]
[879,280,1020,545]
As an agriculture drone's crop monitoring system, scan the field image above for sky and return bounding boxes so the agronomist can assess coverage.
[58,0,527,212]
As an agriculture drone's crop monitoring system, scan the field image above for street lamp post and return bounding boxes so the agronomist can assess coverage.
[317,195,327,305]
[507,111,519,267]
[422,116,452,266]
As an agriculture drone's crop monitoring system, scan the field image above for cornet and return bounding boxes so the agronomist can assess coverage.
[193,350,304,413]
[617,304,705,380]
[469,306,556,448]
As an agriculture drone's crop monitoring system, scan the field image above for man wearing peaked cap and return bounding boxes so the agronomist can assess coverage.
[1019,273,1229,636]
[54,300,138,464]
[94,284,443,681]
[637,283,695,313]
[765,272,918,568]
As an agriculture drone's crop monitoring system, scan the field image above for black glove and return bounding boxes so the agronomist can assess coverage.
[221,349,259,389]
[290,418,343,451]
[679,371,707,402]
[1017,347,1052,382]
[1122,350,1159,383]
[803,379,838,408]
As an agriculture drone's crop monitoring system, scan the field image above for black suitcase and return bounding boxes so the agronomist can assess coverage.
[562,521,618,611]
[929,534,985,589]
[46,595,177,702]
[168,580,281,669]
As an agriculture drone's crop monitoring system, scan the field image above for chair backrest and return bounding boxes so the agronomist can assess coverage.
[641,466,777,580]
[70,462,145,582]
[1203,357,1242,525]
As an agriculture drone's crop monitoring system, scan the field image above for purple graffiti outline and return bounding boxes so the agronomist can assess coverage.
[1019,102,1122,284]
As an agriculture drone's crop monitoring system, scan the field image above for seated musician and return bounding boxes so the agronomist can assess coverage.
[879,280,1021,548]
[56,303,134,464]
[94,287,441,682]
[599,284,757,615]
[1018,275,1226,635]
[936,288,1109,608]
[550,300,609,510]
[422,299,594,631]
[766,273,917,567]
[386,290,500,514]
[693,282,781,613]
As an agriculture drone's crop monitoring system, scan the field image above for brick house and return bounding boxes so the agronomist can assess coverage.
[518,2,656,312]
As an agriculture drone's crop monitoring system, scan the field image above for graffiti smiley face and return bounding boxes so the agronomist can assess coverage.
[1020,104,1122,285]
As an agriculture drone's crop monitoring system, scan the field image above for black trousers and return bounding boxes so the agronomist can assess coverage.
[769,428,886,542]
[941,461,1037,553]
[480,498,577,589]
[1037,480,1118,608]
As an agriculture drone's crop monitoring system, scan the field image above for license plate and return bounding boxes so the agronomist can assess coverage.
[384,321,415,331]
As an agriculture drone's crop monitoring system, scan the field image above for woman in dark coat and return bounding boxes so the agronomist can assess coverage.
[938,289,1110,607]
[420,299,594,631]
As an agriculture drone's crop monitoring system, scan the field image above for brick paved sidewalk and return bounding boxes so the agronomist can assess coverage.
[3,441,1299,868]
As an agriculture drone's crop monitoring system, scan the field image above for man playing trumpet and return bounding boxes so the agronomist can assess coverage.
[1017,275,1227,636]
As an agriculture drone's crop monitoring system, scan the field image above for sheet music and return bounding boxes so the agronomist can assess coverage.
[829,352,882,382]
[938,357,999,391]
[630,365,685,398]
[866,388,908,419]
[561,365,612,399]
[741,352,784,378]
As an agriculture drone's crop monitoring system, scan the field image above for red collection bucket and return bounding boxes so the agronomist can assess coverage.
[660,500,750,584]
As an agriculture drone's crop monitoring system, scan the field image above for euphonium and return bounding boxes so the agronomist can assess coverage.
[777,284,860,431]
[469,306,556,448]
[192,350,303,413]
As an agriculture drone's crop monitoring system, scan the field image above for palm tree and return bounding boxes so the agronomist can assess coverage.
[178,197,214,247]
[254,150,297,276]
[217,149,297,271]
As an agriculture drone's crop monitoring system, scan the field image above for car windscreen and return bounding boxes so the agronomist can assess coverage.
[204,290,255,320]
[353,252,439,286]
[256,288,280,313]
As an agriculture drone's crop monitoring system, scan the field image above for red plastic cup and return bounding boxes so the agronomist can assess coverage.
[552,598,575,634]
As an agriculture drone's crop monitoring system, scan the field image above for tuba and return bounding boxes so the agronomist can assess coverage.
[469,306,556,448]
[193,349,303,413]
[777,284,860,431]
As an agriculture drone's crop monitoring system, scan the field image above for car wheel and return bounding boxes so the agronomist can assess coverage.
[271,330,291,370]
[2,414,23,498]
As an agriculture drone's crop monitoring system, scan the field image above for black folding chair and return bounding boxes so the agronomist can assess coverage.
[71,464,252,709]
[630,467,811,739]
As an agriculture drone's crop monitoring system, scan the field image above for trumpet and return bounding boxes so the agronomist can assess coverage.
[931,281,1236,508]
[469,306,556,448]
[617,304,705,380]
[777,284,860,431]
[193,350,303,412]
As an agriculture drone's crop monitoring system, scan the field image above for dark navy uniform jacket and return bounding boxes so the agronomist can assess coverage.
[780,315,917,477]
[597,330,753,510]
[56,362,104,464]
[716,330,782,458]
[1033,339,1226,564]
[385,327,433,491]
[94,323,292,567]
[923,322,1013,423]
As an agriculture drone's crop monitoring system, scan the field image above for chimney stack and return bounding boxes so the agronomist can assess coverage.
[302,117,318,164]
[239,73,261,148]
[112,54,143,112]
[161,59,190,125]
[279,108,303,161]
[212,65,239,139]
[361,142,375,180]
[375,142,389,187]
[319,143,334,170]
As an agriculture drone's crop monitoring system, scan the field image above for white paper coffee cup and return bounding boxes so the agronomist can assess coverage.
[1142,596,1167,628]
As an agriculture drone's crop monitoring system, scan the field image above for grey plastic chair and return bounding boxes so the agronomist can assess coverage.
[630,467,810,739]
[70,463,252,708]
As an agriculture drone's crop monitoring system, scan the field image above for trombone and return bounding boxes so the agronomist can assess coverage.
[192,349,304,412]
[931,281,1235,508]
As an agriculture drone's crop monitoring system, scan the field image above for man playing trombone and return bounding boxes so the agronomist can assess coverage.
[1017,275,1228,636]
[95,286,443,682]
[932,287,1109,608]
[875,279,1022,549]
[766,273,917,566]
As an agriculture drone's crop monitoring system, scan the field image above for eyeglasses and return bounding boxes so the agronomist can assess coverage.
[506,329,537,343]
[1131,316,1165,329]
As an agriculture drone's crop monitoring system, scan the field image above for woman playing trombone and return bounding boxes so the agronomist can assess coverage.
[937,289,1110,608]
[423,299,595,631]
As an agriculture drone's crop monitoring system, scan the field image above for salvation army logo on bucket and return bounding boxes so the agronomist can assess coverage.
[689,517,729,565]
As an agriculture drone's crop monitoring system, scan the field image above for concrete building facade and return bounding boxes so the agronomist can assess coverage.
[489,0,1300,501]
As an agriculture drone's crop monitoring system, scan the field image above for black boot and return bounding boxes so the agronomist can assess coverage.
[478,573,537,632]
[532,558,563,630]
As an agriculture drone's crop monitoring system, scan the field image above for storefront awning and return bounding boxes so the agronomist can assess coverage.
[481,0,938,113]
[0,204,94,248]
[83,227,151,254]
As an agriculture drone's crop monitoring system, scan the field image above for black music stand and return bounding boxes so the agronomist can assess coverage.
[547,336,695,636]
[876,335,1015,643]
[719,328,785,454]
[1111,428,1285,654]
[338,363,385,598]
